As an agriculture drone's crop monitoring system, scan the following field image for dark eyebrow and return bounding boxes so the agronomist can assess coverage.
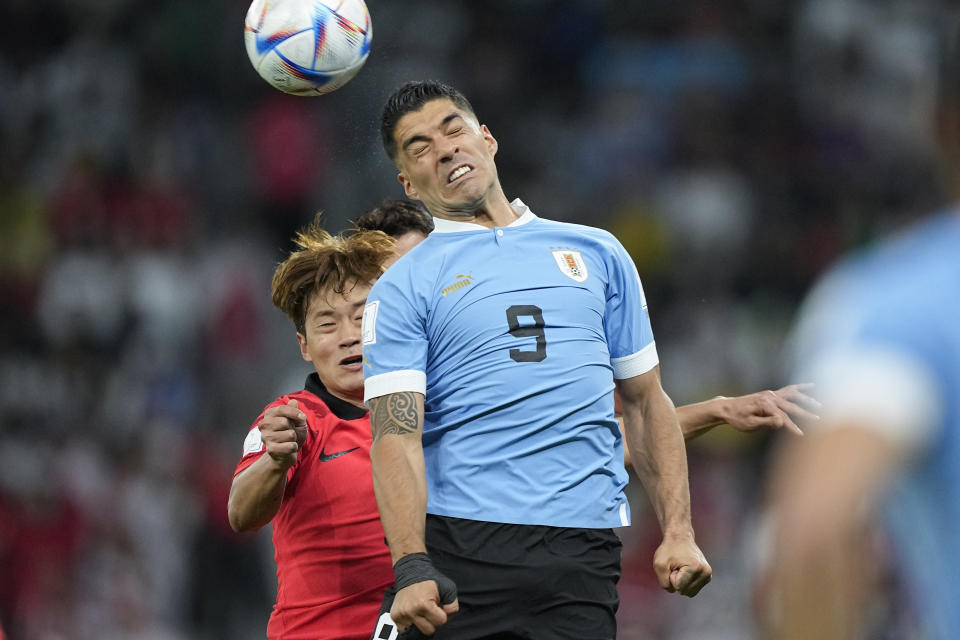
[401,113,464,152]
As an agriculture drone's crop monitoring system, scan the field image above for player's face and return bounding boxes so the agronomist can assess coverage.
[296,280,370,406]
[393,98,500,218]
[383,230,428,268]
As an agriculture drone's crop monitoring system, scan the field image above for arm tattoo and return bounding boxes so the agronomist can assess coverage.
[369,392,419,442]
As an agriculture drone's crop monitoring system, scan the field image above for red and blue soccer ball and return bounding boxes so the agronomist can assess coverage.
[244,0,372,96]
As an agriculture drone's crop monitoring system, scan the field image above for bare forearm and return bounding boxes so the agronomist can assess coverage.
[227,457,289,532]
[676,397,727,440]
[368,392,428,564]
[371,436,428,563]
[623,389,693,535]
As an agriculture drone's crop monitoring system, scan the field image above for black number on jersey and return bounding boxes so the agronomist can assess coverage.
[506,305,547,362]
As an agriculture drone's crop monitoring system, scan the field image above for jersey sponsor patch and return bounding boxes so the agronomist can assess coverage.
[242,426,264,456]
[362,300,379,345]
[552,249,588,282]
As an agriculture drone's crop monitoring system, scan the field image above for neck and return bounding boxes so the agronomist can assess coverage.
[432,190,517,229]
[326,386,366,409]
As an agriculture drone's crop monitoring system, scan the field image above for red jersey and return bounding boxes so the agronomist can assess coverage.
[234,373,392,639]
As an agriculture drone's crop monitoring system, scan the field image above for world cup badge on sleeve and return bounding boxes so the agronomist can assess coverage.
[361,300,379,345]
[552,250,589,282]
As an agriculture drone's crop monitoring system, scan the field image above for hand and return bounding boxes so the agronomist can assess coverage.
[258,400,308,467]
[653,534,712,597]
[719,383,821,436]
[390,580,459,635]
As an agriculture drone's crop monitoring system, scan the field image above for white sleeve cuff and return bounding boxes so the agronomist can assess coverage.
[797,345,943,455]
[611,342,659,379]
[364,369,427,402]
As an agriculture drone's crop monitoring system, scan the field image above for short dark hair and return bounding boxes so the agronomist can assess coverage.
[380,80,477,161]
[353,199,434,237]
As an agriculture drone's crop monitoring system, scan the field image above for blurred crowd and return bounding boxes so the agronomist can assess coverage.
[0,0,952,638]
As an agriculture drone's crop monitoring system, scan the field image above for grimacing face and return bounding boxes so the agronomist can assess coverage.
[392,98,500,219]
[296,280,370,405]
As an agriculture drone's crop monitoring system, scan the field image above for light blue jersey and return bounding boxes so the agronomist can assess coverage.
[362,200,658,528]
[790,211,960,639]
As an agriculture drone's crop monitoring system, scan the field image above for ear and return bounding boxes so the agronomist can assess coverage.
[296,332,311,363]
[481,124,498,157]
[397,172,419,199]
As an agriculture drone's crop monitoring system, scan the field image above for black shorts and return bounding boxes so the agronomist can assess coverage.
[371,514,622,640]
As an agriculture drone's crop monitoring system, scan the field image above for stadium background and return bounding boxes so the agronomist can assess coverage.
[0,0,950,638]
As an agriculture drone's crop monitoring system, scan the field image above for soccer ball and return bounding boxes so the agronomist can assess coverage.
[244,0,372,96]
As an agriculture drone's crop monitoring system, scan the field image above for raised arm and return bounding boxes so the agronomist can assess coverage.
[617,366,711,596]
[228,400,306,532]
[368,391,458,635]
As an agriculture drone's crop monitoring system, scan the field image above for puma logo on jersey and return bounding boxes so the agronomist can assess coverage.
[441,273,473,297]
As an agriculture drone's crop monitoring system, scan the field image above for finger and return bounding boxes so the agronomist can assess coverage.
[775,398,819,426]
[259,424,299,442]
[670,568,692,593]
[771,408,805,436]
[266,404,308,423]
[411,609,445,636]
[658,570,676,592]
[780,414,803,436]
[672,566,711,597]
[442,599,459,615]
[777,384,823,410]
[267,441,299,456]
[681,571,712,597]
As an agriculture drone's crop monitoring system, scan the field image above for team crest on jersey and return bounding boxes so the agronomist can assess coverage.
[551,250,588,282]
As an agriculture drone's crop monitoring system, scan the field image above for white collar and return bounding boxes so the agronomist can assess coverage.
[430,198,537,234]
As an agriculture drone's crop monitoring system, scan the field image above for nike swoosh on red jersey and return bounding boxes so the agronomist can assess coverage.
[318,446,360,462]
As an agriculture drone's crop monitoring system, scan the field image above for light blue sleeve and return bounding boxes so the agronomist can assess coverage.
[361,268,429,402]
[601,235,659,379]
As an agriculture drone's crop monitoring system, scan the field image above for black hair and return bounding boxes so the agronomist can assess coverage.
[380,80,477,161]
[353,198,434,237]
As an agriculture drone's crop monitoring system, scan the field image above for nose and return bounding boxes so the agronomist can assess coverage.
[339,323,361,347]
[438,140,458,163]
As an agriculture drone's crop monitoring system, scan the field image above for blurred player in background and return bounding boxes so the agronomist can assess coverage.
[227,220,396,640]
[363,80,712,639]
[762,21,960,640]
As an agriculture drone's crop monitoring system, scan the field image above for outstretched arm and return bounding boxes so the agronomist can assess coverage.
[678,384,818,440]
[617,366,711,597]
[368,391,458,635]
[618,384,819,468]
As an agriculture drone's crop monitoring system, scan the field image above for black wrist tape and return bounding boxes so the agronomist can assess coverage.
[393,552,458,605]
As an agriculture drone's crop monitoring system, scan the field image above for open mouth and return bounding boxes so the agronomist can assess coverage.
[448,164,473,183]
[340,355,362,366]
